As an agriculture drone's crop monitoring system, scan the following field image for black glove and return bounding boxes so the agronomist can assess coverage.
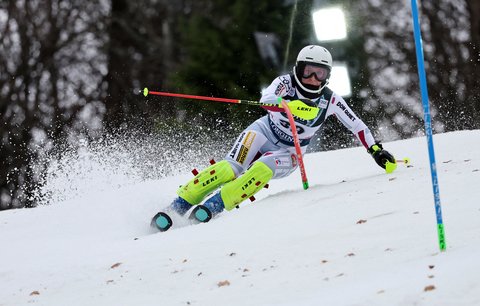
[368,143,396,169]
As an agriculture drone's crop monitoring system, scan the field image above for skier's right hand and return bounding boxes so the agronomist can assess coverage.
[368,143,397,173]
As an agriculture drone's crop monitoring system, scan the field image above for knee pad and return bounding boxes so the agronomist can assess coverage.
[220,161,273,211]
[177,160,235,205]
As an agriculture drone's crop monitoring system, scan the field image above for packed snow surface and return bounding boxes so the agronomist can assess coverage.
[1,130,479,306]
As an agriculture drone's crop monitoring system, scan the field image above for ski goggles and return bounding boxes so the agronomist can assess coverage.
[302,64,330,81]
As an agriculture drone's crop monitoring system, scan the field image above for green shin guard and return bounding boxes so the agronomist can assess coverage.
[177,160,236,205]
[220,161,273,211]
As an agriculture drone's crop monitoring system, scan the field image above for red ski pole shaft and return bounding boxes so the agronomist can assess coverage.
[143,87,281,108]
[280,99,309,190]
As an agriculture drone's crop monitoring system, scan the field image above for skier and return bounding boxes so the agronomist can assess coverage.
[152,45,396,231]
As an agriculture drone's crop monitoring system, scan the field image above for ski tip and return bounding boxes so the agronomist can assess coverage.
[143,87,149,97]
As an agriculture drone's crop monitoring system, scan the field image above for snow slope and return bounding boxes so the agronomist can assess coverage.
[1,130,479,306]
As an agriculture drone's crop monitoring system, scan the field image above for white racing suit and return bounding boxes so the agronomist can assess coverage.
[224,74,376,179]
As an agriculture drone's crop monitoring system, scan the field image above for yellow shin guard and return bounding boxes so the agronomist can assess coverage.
[220,161,273,211]
[177,160,235,205]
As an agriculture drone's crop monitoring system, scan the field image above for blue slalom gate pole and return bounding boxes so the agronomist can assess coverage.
[410,0,446,251]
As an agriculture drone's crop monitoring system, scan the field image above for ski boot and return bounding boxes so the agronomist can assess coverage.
[220,161,273,211]
[176,160,235,205]
[189,161,273,223]
[152,160,236,231]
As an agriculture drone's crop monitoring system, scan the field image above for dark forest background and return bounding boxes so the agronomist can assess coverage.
[1,0,479,209]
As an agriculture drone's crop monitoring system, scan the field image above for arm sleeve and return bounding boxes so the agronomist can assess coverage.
[259,76,292,112]
[329,94,376,149]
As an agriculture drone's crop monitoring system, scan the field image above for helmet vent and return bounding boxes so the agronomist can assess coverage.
[306,57,314,60]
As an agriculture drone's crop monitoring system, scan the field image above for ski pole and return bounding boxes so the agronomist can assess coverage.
[142,88,319,120]
[143,87,281,108]
[280,99,309,190]
[396,158,410,164]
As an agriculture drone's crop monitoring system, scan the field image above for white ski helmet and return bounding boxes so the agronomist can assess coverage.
[293,45,333,96]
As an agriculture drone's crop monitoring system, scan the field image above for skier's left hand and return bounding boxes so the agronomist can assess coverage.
[368,143,397,173]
